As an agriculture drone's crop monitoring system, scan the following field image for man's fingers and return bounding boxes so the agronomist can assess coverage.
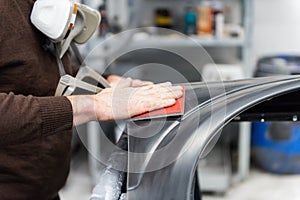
[134,85,183,113]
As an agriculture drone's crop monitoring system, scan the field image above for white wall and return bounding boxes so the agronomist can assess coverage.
[253,0,300,61]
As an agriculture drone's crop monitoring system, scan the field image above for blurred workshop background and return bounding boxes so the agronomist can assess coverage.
[59,1,300,200]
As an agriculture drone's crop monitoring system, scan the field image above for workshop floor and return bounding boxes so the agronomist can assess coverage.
[59,154,300,200]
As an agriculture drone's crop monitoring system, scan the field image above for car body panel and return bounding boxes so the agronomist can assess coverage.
[125,75,300,200]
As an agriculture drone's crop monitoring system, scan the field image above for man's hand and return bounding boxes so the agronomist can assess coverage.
[67,80,183,126]
[94,81,182,121]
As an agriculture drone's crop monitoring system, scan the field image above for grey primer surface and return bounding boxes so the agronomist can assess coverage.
[123,75,300,200]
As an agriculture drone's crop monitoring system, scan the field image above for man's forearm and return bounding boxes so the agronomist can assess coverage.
[66,95,97,126]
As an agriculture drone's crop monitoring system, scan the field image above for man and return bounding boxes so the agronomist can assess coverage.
[0,0,182,199]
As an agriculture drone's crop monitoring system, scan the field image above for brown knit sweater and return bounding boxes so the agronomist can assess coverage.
[0,0,78,199]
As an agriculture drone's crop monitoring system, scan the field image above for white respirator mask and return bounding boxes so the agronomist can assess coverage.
[31,0,101,58]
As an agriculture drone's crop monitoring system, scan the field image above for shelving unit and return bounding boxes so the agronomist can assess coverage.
[127,35,246,47]
[84,0,253,194]
[196,0,253,193]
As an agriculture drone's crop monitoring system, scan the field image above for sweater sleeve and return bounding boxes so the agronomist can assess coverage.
[0,92,73,146]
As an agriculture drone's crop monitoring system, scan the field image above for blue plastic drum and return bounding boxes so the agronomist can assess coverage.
[252,122,300,174]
